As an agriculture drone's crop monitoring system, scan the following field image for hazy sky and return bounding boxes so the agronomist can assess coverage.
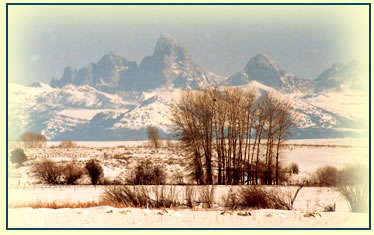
[8,5,369,85]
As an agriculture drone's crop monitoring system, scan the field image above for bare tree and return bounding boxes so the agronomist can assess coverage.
[274,98,297,185]
[170,90,205,184]
[170,88,294,186]
[20,131,47,148]
[147,126,161,148]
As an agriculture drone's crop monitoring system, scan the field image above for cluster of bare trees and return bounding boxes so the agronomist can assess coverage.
[171,87,296,185]
[20,131,47,148]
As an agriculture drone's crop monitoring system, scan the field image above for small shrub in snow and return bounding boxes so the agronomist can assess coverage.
[127,159,166,185]
[184,185,196,208]
[314,165,339,186]
[32,159,63,184]
[337,184,368,213]
[85,159,103,185]
[147,126,161,148]
[32,159,84,185]
[236,186,292,210]
[102,185,179,209]
[58,140,77,148]
[322,203,336,212]
[63,163,84,185]
[221,187,238,209]
[10,148,27,166]
[290,162,299,174]
[102,186,150,208]
[336,164,368,213]
[102,178,123,185]
[152,185,179,208]
[198,185,215,208]
[171,170,184,185]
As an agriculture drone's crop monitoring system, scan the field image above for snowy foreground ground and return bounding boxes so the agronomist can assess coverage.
[8,206,368,228]
[8,186,369,228]
[7,139,370,228]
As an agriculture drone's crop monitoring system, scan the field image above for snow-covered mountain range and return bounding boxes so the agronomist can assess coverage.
[9,34,368,140]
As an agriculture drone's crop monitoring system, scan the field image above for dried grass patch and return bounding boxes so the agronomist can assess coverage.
[9,200,127,209]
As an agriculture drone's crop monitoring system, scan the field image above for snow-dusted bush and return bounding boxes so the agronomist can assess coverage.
[290,162,299,174]
[221,187,238,209]
[58,140,77,148]
[102,186,150,208]
[102,178,123,185]
[337,164,368,213]
[32,159,64,184]
[314,165,339,186]
[85,159,103,185]
[10,148,27,166]
[63,163,84,185]
[127,159,166,185]
[198,185,215,208]
[184,185,196,208]
[235,186,292,210]
[147,126,161,148]
[322,203,336,212]
[152,185,179,208]
[102,185,179,208]
[32,159,84,185]
[171,170,184,185]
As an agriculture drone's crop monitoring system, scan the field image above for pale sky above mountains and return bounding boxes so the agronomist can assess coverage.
[8,4,368,85]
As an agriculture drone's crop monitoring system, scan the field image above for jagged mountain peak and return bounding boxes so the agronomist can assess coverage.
[97,51,124,66]
[227,53,312,92]
[247,53,281,72]
[136,34,223,90]
[318,63,344,75]
[314,60,364,91]
[158,34,179,45]
[153,34,191,60]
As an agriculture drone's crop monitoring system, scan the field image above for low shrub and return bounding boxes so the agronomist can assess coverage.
[32,159,63,184]
[102,186,150,208]
[171,170,184,185]
[32,159,84,185]
[198,185,215,208]
[102,178,123,185]
[10,148,27,166]
[127,159,166,185]
[63,163,84,185]
[234,186,293,210]
[336,164,369,213]
[85,159,103,185]
[314,165,339,186]
[184,185,196,208]
[221,187,238,209]
[337,184,368,213]
[323,203,336,212]
[102,185,179,208]
[58,140,77,148]
[290,162,299,174]
[152,185,179,208]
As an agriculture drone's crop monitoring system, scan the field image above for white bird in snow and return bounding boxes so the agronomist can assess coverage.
[266,212,286,217]
[157,209,180,216]
[120,209,132,215]
[143,202,150,215]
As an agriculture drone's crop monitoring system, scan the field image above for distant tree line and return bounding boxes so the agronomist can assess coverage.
[170,87,297,185]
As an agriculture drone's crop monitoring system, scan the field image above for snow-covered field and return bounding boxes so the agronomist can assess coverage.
[8,186,369,228]
[7,139,370,228]
[8,206,367,228]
